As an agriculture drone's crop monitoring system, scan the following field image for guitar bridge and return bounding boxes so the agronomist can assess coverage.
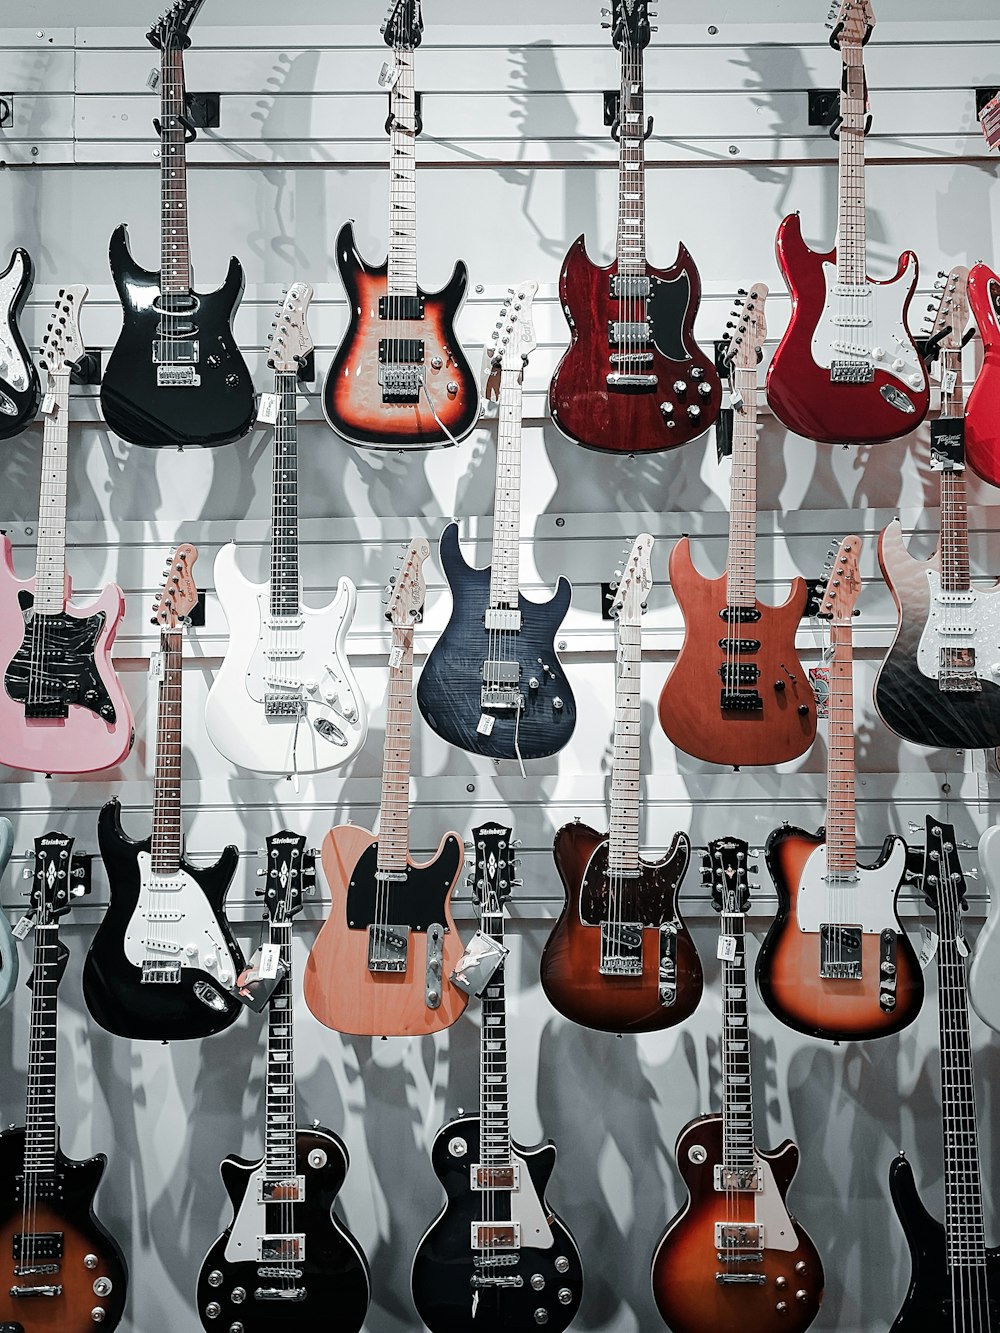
[368,923,409,972]
[830,360,874,384]
[939,646,981,692]
[599,922,643,975]
[141,961,181,984]
[606,371,657,389]
[720,690,763,712]
[819,923,863,979]
[264,694,307,718]
[379,364,424,402]
[23,699,69,720]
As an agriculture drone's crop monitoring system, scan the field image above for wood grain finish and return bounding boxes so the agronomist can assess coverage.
[965,262,1000,487]
[541,820,703,1033]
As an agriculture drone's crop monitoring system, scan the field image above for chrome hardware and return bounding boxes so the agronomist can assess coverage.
[796,1290,809,1303]
[207,1270,223,1287]
[819,923,862,979]
[776,1301,789,1313]
[534,1310,549,1325]
[660,401,674,416]
[91,1310,106,1324]
[230,1325,244,1333]
[600,921,642,975]
[368,923,410,972]
[231,1287,246,1304]
[93,1277,112,1297]
[554,1256,570,1274]
[426,923,444,1008]
[691,366,704,379]
[553,697,564,711]
[528,677,540,690]
[659,922,677,1005]
[531,1274,545,1291]
[673,379,686,393]
[698,382,712,397]
[879,930,898,1012]
[775,1276,787,1289]
[205,1303,221,1319]
[558,1289,573,1305]
[431,356,443,369]
[795,1261,808,1274]
[83,1255,98,1270]
[688,1144,708,1165]
[307,1149,328,1169]
[687,404,701,419]
[447,381,458,396]
[448,1136,468,1158]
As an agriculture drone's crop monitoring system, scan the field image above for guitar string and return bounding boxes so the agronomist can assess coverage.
[29,363,71,714]
[22,912,49,1275]
[387,39,415,411]
[161,46,190,370]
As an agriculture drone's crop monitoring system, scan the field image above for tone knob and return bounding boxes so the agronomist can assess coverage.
[660,402,675,416]
[796,1290,809,1303]
[84,1254,99,1270]
[687,405,701,420]
[881,961,896,976]
[91,1310,106,1324]
[872,346,885,359]
[534,1311,549,1326]
[555,1256,570,1274]
[230,1325,244,1333]
[308,1148,328,1168]
[776,1301,789,1314]
[206,1304,221,1320]
[431,356,443,369]
[207,1270,223,1288]
[698,382,712,397]
[673,379,687,394]
[798,704,809,716]
[231,1287,246,1304]
[204,953,217,969]
[225,373,240,387]
[447,381,459,396]
[531,1274,546,1291]
[909,373,924,388]
[774,680,786,692]
[553,697,564,711]
[207,353,221,368]
[775,1276,787,1290]
[528,676,540,690]
[795,1261,808,1274]
[558,1289,573,1305]
[892,358,905,371]
[93,1277,113,1297]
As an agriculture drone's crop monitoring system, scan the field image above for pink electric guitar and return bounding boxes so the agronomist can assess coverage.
[0,288,134,774]
[964,261,1000,487]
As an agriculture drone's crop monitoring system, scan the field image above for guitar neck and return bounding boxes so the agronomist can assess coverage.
[23,923,61,1178]
[264,920,297,1179]
[608,613,642,874]
[836,42,868,285]
[826,620,857,871]
[32,368,71,614]
[152,628,184,875]
[376,623,415,871]
[938,348,971,594]
[720,908,756,1173]
[616,39,647,274]
[270,370,301,617]
[386,48,418,298]
[487,364,524,609]
[479,909,511,1164]
[726,365,760,608]
[159,43,193,295]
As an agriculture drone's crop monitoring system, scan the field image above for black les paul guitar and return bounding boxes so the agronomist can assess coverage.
[100,0,255,449]
[0,247,40,436]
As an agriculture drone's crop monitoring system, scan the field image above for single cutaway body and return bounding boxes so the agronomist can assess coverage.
[549,235,720,453]
[411,1114,584,1333]
[82,799,245,1041]
[659,538,817,766]
[875,520,1000,750]
[0,1130,128,1333]
[0,818,15,1009]
[0,247,40,438]
[196,1127,370,1333]
[101,224,256,449]
[416,523,576,761]
[969,826,1000,1033]
[766,214,928,445]
[651,1116,823,1333]
[303,823,468,1037]
[322,222,479,450]
[965,263,1000,488]
[754,826,924,1041]
[541,821,703,1033]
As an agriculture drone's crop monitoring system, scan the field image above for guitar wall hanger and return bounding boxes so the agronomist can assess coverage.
[603,90,653,139]
[385,91,423,136]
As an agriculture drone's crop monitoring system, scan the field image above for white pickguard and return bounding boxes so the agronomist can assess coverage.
[752,1156,797,1253]
[225,1159,299,1263]
[124,851,237,985]
[916,571,1000,685]
[969,826,1000,1034]
[810,258,924,407]
[795,840,906,934]
[506,1146,554,1249]
[206,544,368,775]
[0,251,30,396]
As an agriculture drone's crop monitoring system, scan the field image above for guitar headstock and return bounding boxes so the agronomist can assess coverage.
[707,837,752,916]
[261,831,311,924]
[470,824,516,919]
[38,286,87,376]
[147,0,207,51]
[827,0,875,49]
[30,831,76,925]
[267,282,315,376]
[152,543,199,629]
[483,282,538,398]
[918,816,968,937]
[816,535,862,622]
[924,265,970,354]
[607,0,653,52]
[384,537,430,628]
[382,0,423,50]
[610,533,654,623]
[723,284,768,370]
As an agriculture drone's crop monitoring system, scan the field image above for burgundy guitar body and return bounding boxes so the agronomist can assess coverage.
[766,214,928,444]
[965,261,1000,487]
[549,236,721,454]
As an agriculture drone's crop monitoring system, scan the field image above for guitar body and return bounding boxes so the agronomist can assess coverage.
[0,537,133,774]
[549,234,721,453]
[0,1129,128,1333]
[965,262,1000,487]
[196,1127,370,1333]
[874,520,1000,749]
[206,544,367,774]
[411,1114,584,1333]
[0,818,17,1009]
[303,823,468,1037]
[101,224,255,449]
[82,799,244,1041]
[888,1153,1000,1331]
[416,523,576,760]
[659,538,817,765]
[322,222,480,450]
[0,248,40,437]
[969,825,1000,1033]
[755,825,924,1041]
[541,821,703,1033]
[651,1116,823,1333]
[766,214,928,444]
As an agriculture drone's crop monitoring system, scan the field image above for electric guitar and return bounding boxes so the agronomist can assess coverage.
[0,247,40,436]
[100,0,255,449]
[651,837,824,1333]
[303,538,468,1038]
[659,286,817,765]
[766,0,929,444]
[0,830,128,1333]
[888,817,1000,1332]
[321,0,480,450]
[964,261,1000,487]
[206,283,368,775]
[968,823,1000,1033]
[0,816,17,1009]
[549,0,721,454]
[754,536,924,1041]
[0,286,134,774]
[875,266,1000,749]
[411,823,585,1333]
[83,545,246,1041]
[540,534,704,1033]
[417,284,576,763]
[197,831,371,1333]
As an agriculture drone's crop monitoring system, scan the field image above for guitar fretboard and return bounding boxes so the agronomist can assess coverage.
[32,368,70,616]
[720,908,755,1174]
[826,619,858,873]
[386,49,418,298]
[487,363,524,609]
[159,44,193,296]
[23,923,60,1178]
[725,364,760,609]
[151,629,184,875]
[479,909,511,1166]
[270,370,301,618]
[265,920,297,1180]
[616,36,647,274]
[608,616,641,875]
[376,623,414,872]
[938,347,971,595]
[836,42,869,286]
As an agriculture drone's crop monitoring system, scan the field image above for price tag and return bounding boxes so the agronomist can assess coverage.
[941,369,958,396]
[378,60,401,89]
[230,945,288,1012]
[717,934,738,961]
[918,926,939,970]
[477,714,495,736]
[148,651,165,681]
[258,943,280,978]
[729,388,744,412]
[256,392,279,425]
[450,929,509,998]
[388,645,404,669]
[41,392,57,416]
[12,914,34,940]
[146,66,161,91]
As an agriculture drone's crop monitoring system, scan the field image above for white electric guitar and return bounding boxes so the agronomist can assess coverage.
[969,824,1000,1033]
[206,282,367,775]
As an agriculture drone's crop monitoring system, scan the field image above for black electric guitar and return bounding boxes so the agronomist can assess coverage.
[0,831,128,1333]
[0,247,40,436]
[197,830,371,1333]
[887,817,1000,1333]
[411,824,585,1333]
[83,544,246,1040]
[100,0,255,448]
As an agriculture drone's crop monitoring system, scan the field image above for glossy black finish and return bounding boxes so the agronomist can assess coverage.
[5,598,115,721]
[82,798,244,1040]
[411,1114,584,1333]
[416,524,576,760]
[345,835,463,930]
[888,1153,1000,1331]
[0,248,40,439]
[101,224,255,449]
[196,1128,370,1333]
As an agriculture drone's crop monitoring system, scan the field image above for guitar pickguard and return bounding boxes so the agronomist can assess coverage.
[0,252,31,396]
[4,596,116,722]
[344,839,463,933]
[125,852,238,986]
[917,571,1000,689]
[794,840,906,935]
[578,839,685,927]
[647,269,693,364]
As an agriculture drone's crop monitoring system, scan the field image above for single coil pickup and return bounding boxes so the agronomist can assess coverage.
[264,649,306,663]
[935,626,975,637]
[718,639,761,654]
[264,696,307,719]
[378,294,424,320]
[718,664,759,685]
[23,700,69,720]
[13,1178,63,1204]
[141,962,182,984]
[483,608,522,632]
[257,1176,304,1204]
[474,1254,519,1269]
[608,321,650,346]
[153,339,198,362]
[9,1285,62,1298]
[718,606,761,624]
[720,691,763,713]
[472,1163,520,1191]
[820,923,862,979]
[471,1274,525,1289]
[378,365,423,402]
[599,921,643,976]
[254,1287,307,1302]
[716,1223,762,1250]
[606,371,657,390]
[258,1235,304,1263]
[609,351,654,365]
[141,938,183,955]
[714,1164,762,1192]
[715,1271,766,1285]
[156,365,200,388]
[933,591,976,606]
[256,1267,303,1280]
[831,315,872,327]
[830,360,874,384]
[12,1234,62,1263]
[13,1266,59,1277]
[368,923,410,973]
[378,338,424,365]
[145,912,182,923]
[610,274,651,299]
[472,1223,520,1250]
[833,284,871,298]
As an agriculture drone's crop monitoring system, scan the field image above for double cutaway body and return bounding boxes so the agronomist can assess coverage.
[322,222,480,449]
[541,821,703,1033]
[101,225,256,449]
[82,798,245,1041]
[550,238,720,453]
[0,247,40,437]
[965,262,1000,487]
[197,1127,370,1333]
[651,1117,823,1333]
[411,1114,584,1333]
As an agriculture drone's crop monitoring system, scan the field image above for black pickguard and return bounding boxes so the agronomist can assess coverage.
[580,833,689,926]
[101,225,256,449]
[4,595,115,722]
[647,270,693,363]
[416,524,576,760]
[344,837,463,931]
[0,248,40,440]
[82,799,245,1041]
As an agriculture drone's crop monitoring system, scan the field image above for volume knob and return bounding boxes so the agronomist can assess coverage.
[534,1312,549,1326]
[205,1304,221,1320]
[687,405,701,420]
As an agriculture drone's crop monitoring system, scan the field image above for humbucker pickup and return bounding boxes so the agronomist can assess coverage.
[830,360,874,384]
[483,660,520,685]
[819,923,862,979]
[153,340,198,364]
[719,664,759,684]
[368,923,409,972]
[264,694,307,719]
[471,1223,520,1250]
[484,608,522,632]
[378,294,424,320]
[720,691,763,712]
[141,961,182,983]
[378,339,424,364]
[13,1177,63,1204]
[12,1233,63,1263]
[715,1222,762,1250]
[471,1164,520,1190]
[258,1235,305,1263]
[610,274,651,299]
[608,321,650,345]
[257,1176,304,1203]
[714,1164,761,1192]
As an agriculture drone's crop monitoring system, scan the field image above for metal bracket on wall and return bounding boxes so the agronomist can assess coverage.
[386,91,423,136]
[186,91,220,129]
[67,350,102,387]
[0,95,13,129]
[808,89,841,126]
[186,591,207,628]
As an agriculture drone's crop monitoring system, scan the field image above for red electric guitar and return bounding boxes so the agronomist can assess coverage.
[964,261,1000,487]
[766,0,929,445]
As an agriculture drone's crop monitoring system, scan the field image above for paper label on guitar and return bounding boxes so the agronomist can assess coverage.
[808,666,830,719]
[378,59,401,89]
[717,934,737,961]
[146,66,160,91]
[12,914,34,940]
[918,926,939,971]
[450,929,508,997]
[388,644,404,670]
[941,369,958,396]
[148,651,165,681]
[256,392,279,425]
[258,943,280,978]
[231,946,288,1012]
[41,392,57,417]
[477,713,496,737]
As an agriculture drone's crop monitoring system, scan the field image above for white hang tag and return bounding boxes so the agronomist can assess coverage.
[918,926,939,970]
[388,644,404,670]
[146,66,161,91]
[378,60,401,89]
[717,934,738,961]
[477,714,495,736]
[941,369,958,396]
[729,388,744,412]
[148,651,165,681]
[256,392,279,425]
[258,943,281,978]
[41,392,57,416]
[12,914,34,940]
[449,929,509,997]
